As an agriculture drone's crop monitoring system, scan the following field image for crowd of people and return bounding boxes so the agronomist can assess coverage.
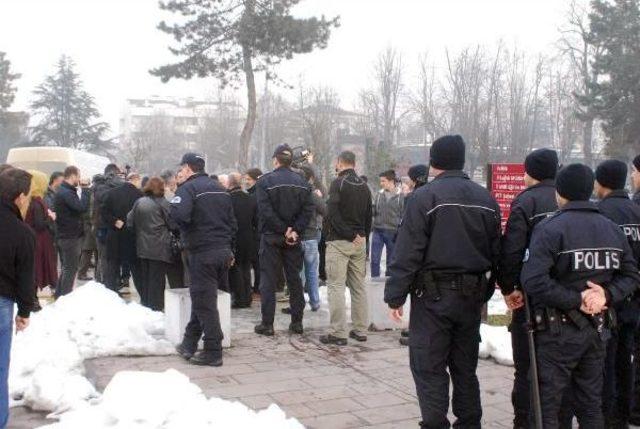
[3,134,640,428]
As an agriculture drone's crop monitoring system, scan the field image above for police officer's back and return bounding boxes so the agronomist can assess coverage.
[521,164,640,428]
[171,153,237,367]
[385,135,501,429]
[594,160,640,426]
[498,148,559,428]
[254,144,314,336]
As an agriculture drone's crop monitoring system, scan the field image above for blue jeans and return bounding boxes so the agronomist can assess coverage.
[370,228,397,277]
[0,297,14,429]
[300,238,320,309]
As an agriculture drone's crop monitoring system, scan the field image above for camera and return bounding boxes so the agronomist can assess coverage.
[291,146,311,169]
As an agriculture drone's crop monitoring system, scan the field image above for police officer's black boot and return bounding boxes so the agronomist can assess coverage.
[254,322,275,336]
[289,321,304,335]
[190,349,223,367]
[176,341,197,360]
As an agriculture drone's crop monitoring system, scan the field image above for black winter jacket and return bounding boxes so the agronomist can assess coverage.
[229,187,258,261]
[385,170,502,309]
[0,199,35,317]
[324,168,372,242]
[255,166,313,236]
[170,173,237,253]
[521,201,640,312]
[498,180,558,295]
[54,181,90,240]
[101,182,143,261]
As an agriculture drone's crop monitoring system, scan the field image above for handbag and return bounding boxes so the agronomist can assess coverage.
[151,198,183,260]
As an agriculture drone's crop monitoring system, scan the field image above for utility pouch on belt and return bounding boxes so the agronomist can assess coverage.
[547,309,561,335]
[566,309,591,331]
[422,272,441,302]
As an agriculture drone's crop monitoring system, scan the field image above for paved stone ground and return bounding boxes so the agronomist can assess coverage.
[9,328,515,429]
[10,272,518,428]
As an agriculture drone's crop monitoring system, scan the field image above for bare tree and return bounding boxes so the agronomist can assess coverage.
[298,85,341,180]
[558,0,602,166]
[409,53,447,144]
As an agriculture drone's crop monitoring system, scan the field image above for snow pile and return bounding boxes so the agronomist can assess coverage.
[9,282,175,414]
[479,324,513,366]
[39,369,304,429]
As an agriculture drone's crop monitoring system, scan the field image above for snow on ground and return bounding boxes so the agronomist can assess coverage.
[9,282,175,415]
[479,324,513,366]
[11,282,304,428]
[38,370,303,429]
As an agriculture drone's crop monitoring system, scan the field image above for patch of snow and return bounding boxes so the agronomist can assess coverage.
[38,369,303,429]
[9,282,174,415]
[479,324,513,366]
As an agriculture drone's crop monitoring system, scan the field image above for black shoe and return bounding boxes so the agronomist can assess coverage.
[401,329,409,338]
[281,307,292,314]
[289,322,304,335]
[254,323,275,336]
[176,343,196,360]
[78,275,93,281]
[190,350,223,367]
[311,305,320,312]
[349,330,367,342]
[399,337,409,346]
[319,334,347,346]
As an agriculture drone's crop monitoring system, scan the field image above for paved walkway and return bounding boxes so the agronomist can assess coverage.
[10,330,515,429]
[10,277,518,428]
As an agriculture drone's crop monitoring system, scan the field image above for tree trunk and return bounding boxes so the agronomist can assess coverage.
[583,117,593,167]
[239,42,256,171]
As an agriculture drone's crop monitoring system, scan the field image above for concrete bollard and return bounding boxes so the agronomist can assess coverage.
[367,277,410,331]
[164,288,231,348]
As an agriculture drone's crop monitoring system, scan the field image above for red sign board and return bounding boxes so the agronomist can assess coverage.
[487,163,527,229]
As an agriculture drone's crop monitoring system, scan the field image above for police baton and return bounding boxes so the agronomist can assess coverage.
[524,292,543,429]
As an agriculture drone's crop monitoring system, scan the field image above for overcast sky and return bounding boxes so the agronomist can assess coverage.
[1,0,577,133]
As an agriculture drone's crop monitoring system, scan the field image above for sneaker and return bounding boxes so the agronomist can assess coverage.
[349,330,367,342]
[311,304,320,312]
[190,350,223,367]
[289,322,304,335]
[176,343,196,360]
[254,323,275,336]
[319,334,347,346]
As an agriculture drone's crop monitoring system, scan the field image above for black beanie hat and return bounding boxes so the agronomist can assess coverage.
[408,164,429,183]
[556,164,594,201]
[524,148,558,181]
[596,159,627,190]
[430,135,465,170]
[632,155,640,172]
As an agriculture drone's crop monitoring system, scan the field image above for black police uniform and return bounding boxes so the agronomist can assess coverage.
[630,191,640,425]
[498,179,557,426]
[170,172,237,353]
[521,201,640,428]
[256,166,314,326]
[597,190,640,424]
[385,170,501,429]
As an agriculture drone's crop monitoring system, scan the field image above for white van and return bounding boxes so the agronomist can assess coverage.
[6,147,111,179]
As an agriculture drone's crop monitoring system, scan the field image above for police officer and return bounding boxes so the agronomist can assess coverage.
[593,160,640,427]
[254,144,314,336]
[398,163,429,347]
[521,163,640,428]
[498,148,559,428]
[171,153,237,367]
[385,135,501,429]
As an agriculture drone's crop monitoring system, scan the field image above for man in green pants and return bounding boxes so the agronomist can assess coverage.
[320,151,373,346]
